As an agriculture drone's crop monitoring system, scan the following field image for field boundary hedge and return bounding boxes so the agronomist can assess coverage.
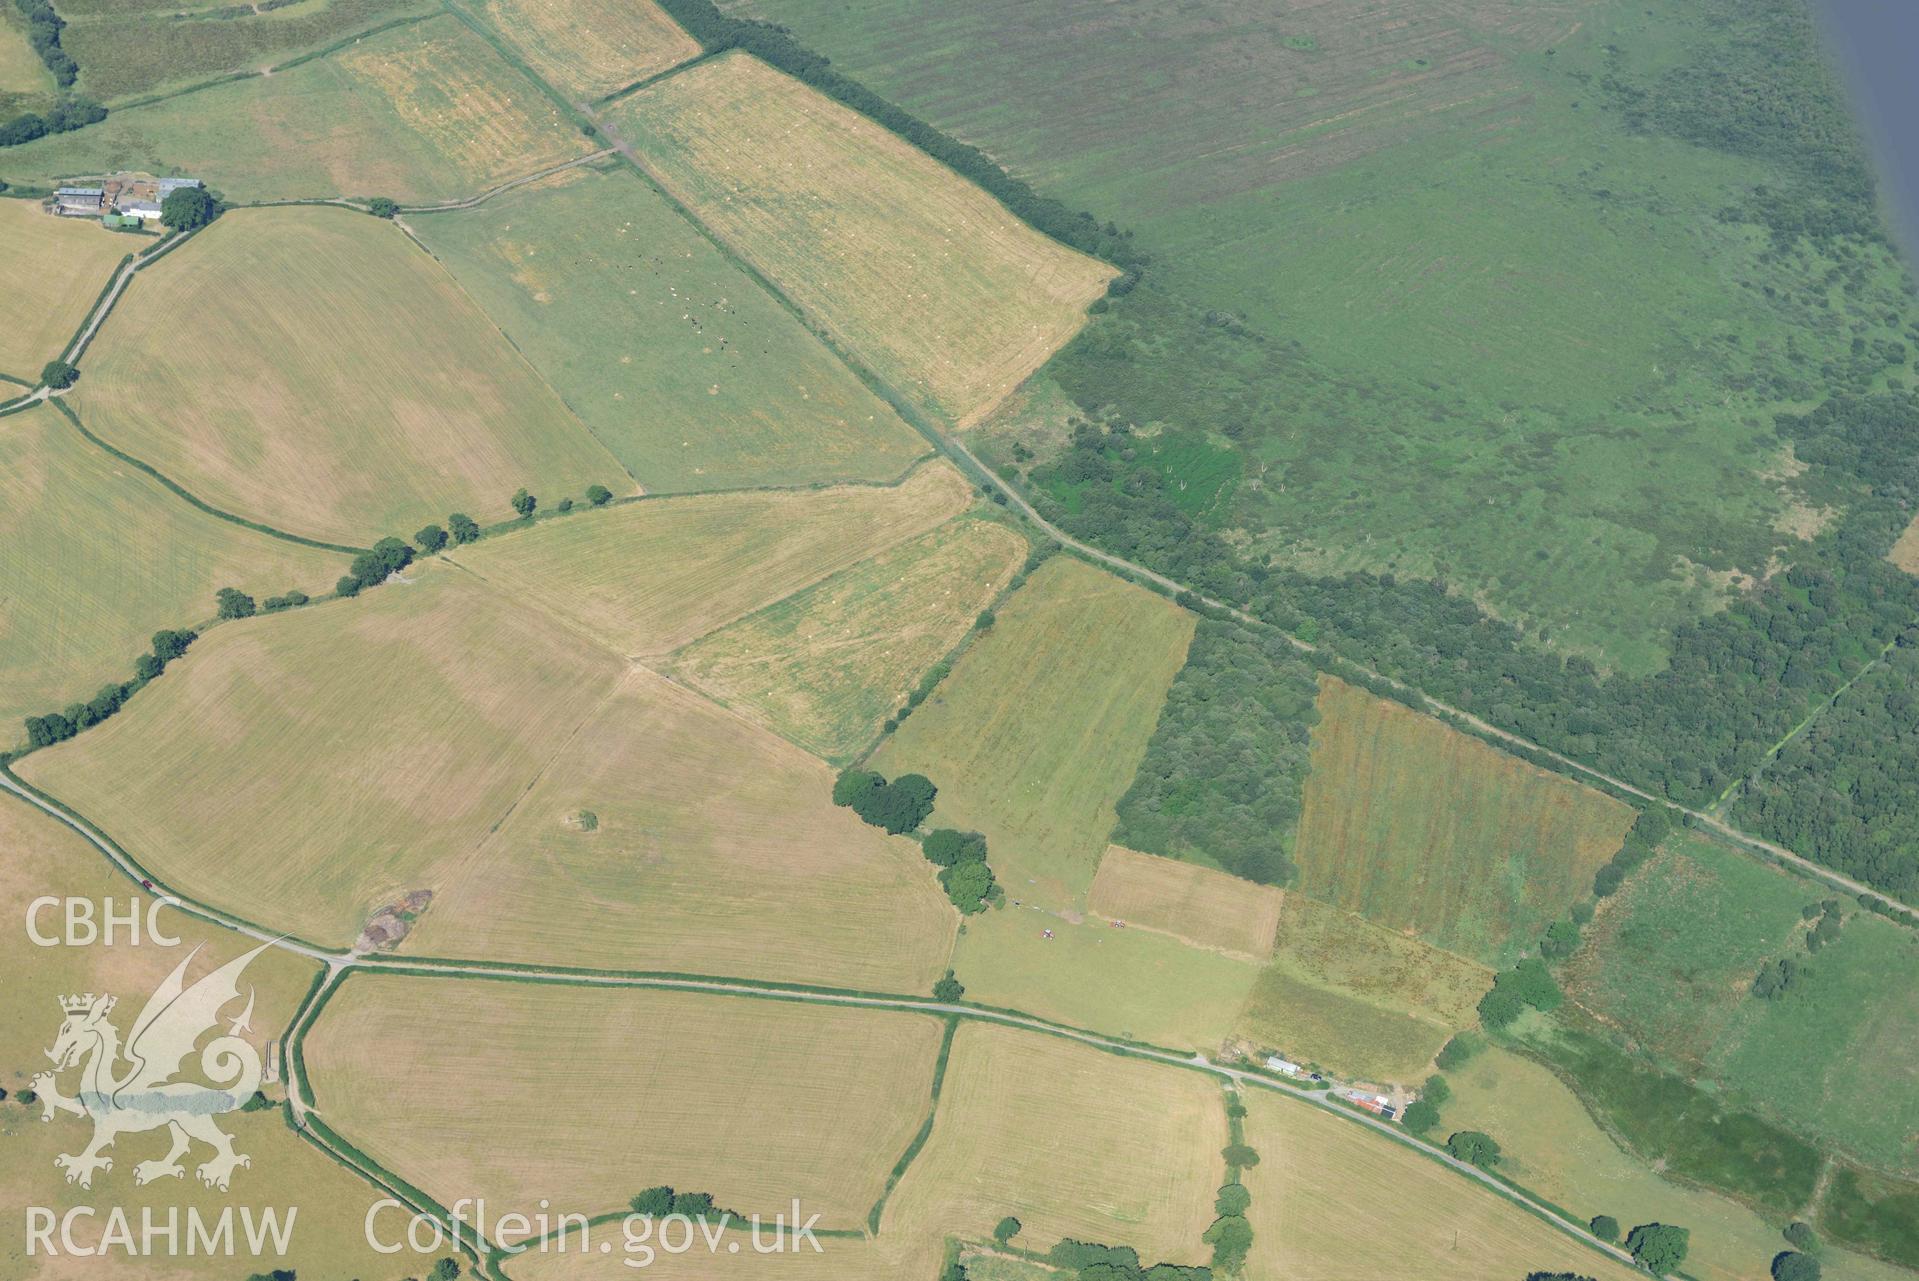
[865,1015,958,1233]
[51,401,368,554]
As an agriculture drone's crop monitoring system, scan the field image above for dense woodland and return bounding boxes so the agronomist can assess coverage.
[1740,638,1919,898]
[1024,0,1919,901]
[1112,620,1318,885]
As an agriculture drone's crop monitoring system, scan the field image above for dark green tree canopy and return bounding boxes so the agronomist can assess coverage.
[1772,1252,1821,1281]
[1626,1223,1690,1275]
[215,587,256,620]
[160,186,217,231]
[833,769,936,834]
[1445,1131,1501,1169]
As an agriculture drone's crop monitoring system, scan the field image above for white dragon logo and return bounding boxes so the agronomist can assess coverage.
[31,941,269,1191]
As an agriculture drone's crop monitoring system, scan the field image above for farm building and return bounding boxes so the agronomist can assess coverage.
[54,186,104,216]
[45,172,201,221]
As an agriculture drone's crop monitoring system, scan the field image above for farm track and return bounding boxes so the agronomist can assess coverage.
[1706,633,1901,816]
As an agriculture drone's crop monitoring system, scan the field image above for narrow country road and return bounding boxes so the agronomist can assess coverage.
[280,959,1639,1273]
[2,762,1631,1273]
[935,433,1911,910]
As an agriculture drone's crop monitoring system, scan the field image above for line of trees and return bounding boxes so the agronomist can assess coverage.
[19,628,195,752]
[1041,1239,1211,1280]
[628,1186,734,1222]
[334,536,413,598]
[1204,1131,1258,1272]
[14,0,75,86]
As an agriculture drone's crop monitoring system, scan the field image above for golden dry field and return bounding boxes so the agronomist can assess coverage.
[332,13,595,191]
[871,556,1195,903]
[672,517,1025,759]
[1292,676,1633,965]
[1891,513,1919,573]
[612,52,1115,426]
[949,904,1261,1053]
[1235,894,1490,1082]
[17,561,624,947]
[0,14,593,204]
[0,796,444,1281]
[303,977,945,1232]
[1086,845,1283,958]
[0,404,342,746]
[1239,1091,1640,1281]
[0,202,126,380]
[480,0,699,99]
[881,1023,1224,1264]
[71,205,623,545]
[451,462,973,656]
[409,666,957,991]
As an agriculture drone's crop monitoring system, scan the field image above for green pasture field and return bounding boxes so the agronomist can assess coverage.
[673,516,1026,760]
[729,0,1919,673]
[870,555,1195,905]
[947,903,1260,1053]
[0,404,344,747]
[1568,834,1919,1176]
[0,14,594,204]
[409,163,929,495]
[0,8,50,107]
[1444,1046,1917,1281]
[1824,1166,1919,1271]
[1293,676,1633,966]
[1506,1006,1824,1221]
[62,0,434,103]
[72,204,622,545]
